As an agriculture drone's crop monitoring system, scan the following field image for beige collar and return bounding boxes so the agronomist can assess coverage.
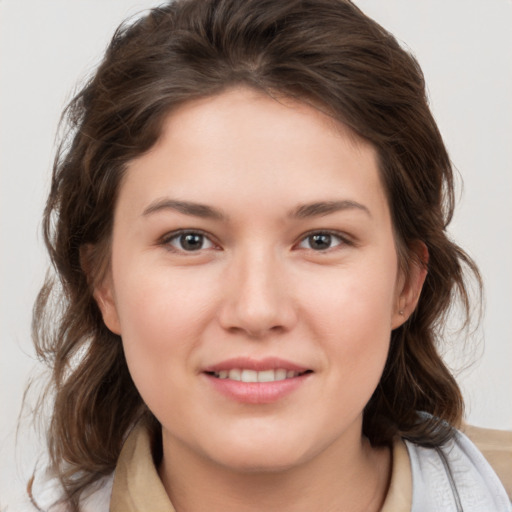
[110,423,175,512]
[381,437,412,512]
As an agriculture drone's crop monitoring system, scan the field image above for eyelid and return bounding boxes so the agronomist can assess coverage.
[294,229,354,250]
[159,229,220,253]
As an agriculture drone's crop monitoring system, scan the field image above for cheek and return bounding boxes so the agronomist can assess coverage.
[301,260,397,386]
[302,260,397,334]
[114,261,216,337]
[111,263,219,401]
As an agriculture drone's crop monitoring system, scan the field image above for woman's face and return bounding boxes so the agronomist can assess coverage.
[97,87,423,472]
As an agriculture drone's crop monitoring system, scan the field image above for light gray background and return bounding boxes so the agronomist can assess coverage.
[1,0,511,509]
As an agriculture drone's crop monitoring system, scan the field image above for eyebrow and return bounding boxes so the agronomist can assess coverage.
[142,198,371,221]
[291,200,371,219]
[142,199,226,220]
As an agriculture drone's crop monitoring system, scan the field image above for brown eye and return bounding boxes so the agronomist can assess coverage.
[166,231,215,252]
[298,232,344,251]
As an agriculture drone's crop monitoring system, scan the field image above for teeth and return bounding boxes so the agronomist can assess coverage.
[275,369,287,380]
[257,369,275,382]
[229,368,241,381]
[213,368,304,382]
[241,369,258,383]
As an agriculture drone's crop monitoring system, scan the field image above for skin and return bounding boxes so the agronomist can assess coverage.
[95,87,427,511]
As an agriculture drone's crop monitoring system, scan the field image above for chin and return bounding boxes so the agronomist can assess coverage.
[202,433,314,474]
[216,449,307,474]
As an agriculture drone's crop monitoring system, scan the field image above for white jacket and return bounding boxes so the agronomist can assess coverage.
[405,430,511,511]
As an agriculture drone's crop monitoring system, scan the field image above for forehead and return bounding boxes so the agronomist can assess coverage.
[119,87,388,222]
[156,87,368,157]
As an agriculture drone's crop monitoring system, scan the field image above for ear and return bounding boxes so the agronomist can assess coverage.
[93,272,122,335]
[80,244,122,335]
[391,241,428,330]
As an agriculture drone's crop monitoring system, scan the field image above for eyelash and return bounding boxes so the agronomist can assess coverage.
[296,230,353,252]
[160,229,219,253]
[159,229,353,254]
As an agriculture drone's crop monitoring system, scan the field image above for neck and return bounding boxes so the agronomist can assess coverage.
[158,427,391,512]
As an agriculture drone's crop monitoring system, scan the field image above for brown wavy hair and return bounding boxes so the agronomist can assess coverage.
[32,0,481,507]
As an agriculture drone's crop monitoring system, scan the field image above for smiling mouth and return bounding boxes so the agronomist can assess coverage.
[206,369,312,382]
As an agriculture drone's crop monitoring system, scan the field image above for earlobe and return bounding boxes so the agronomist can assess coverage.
[80,244,122,335]
[392,241,428,329]
[93,277,122,335]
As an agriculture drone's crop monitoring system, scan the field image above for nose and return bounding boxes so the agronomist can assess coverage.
[218,248,298,338]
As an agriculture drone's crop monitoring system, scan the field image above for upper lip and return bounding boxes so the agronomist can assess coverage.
[202,357,311,373]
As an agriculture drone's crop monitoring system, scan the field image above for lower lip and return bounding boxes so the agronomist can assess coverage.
[203,373,311,404]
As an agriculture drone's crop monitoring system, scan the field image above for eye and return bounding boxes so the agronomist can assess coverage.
[297,232,346,251]
[164,231,216,252]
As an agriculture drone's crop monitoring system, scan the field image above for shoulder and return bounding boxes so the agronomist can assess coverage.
[404,427,512,512]
[463,423,512,499]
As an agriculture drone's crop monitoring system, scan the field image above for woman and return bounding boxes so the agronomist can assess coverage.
[30,0,511,510]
